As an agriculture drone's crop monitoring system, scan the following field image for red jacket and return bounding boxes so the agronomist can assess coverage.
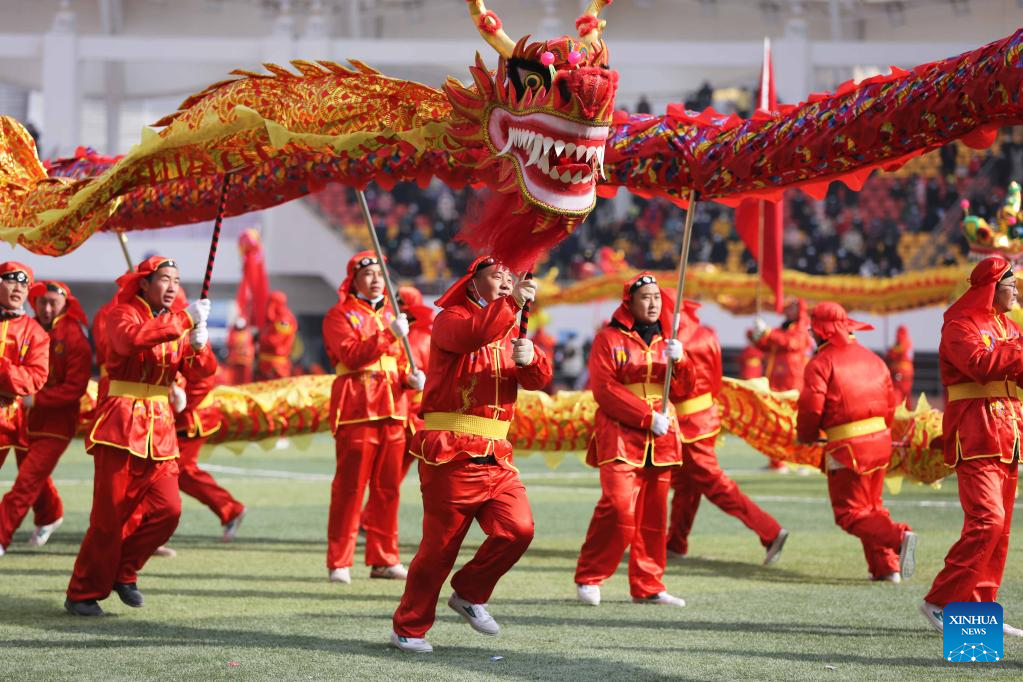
[323,297,407,430]
[410,295,552,467]
[674,318,722,443]
[28,313,91,441]
[885,342,914,401]
[738,343,764,380]
[92,297,118,372]
[227,326,255,367]
[586,306,693,468]
[258,293,297,375]
[0,314,50,449]
[87,297,216,459]
[796,339,897,473]
[939,310,1023,466]
[754,322,813,391]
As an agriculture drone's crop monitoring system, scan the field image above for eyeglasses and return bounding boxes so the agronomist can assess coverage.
[1,272,29,284]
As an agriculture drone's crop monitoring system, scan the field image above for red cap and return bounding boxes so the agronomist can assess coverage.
[115,255,179,304]
[28,280,88,325]
[398,285,435,328]
[0,261,34,286]
[337,250,384,303]
[435,254,506,309]
[945,257,1013,323]
[810,301,873,346]
[267,290,289,320]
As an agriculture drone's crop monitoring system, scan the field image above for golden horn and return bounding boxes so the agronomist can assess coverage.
[578,0,611,48]
[467,0,515,59]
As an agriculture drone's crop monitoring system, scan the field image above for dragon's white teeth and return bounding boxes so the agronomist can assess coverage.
[526,130,536,146]
[499,136,514,155]
[542,136,554,155]
[564,142,576,159]
[558,169,572,182]
[575,145,587,161]
[549,166,561,180]
[526,137,544,166]
[538,155,550,174]
[554,139,565,156]
[571,170,584,183]
[586,146,597,162]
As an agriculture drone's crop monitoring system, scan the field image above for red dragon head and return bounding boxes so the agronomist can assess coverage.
[445,0,619,270]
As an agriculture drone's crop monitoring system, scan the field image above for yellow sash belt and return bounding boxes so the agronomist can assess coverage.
[335,355,398,376]
[825,416,887,441]
[674,393,713,416]
[108,380,169,403]
[423,412,510,440]
[947,381,1018,401]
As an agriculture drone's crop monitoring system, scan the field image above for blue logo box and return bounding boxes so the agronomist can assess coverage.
[943,602,1003,662]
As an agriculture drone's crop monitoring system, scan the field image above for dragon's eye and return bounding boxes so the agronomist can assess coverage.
[508,58,551,99]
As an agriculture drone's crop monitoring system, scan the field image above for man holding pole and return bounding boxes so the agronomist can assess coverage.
[322,251,424,584]
[391,255,550,653]
[574,273,692,608]
[65,256,214,616]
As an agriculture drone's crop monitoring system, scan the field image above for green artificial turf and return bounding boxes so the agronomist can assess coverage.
[0,435,1020,681]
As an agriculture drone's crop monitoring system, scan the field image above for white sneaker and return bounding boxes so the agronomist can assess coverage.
[666,549,687,564]
[899,531,918,579]
[919,601,943,633]
[0,544,5,557]
[370,563,408,580]
[1004,623,1023,638]
[152,545,177,558]
[328,567,351,584]
[633,591,686,607]
[447,592,500,635]
[390,631,433,653]
[27,517,63,547]
[764,528,789,566]
[222,508,247,543]
[876,572,902,584]
[576,584,600,606]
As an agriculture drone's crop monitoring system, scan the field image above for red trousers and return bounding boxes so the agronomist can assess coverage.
[575,461,672,599]
[827,467,910,579]
[178,436,244,525]
[925,457,1017,606]
[393,460,534,638]
[67,446,181,601]
[667,437,782,555]
[328,420,405,569]
[0,439,67,547]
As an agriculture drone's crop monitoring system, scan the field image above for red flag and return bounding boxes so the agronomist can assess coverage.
[735,38,784,312]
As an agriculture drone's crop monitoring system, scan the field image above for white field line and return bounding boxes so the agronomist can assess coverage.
[2,464,977,509]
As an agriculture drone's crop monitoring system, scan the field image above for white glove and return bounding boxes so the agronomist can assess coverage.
[753,317,769,337]
[665,339,684,362]
[512,338,535,366]
[389,313,409,339]
[511,279,539,308]
[187,298,212,325]
[21,394,33,409]
[169,385,187,413]
[406,369,426,391]
[650,410,670,437]
[190,322,209,350]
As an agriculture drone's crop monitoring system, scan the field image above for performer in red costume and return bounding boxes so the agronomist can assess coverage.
[666,300,788,564]
[257,291,297,379]
[573,273,692,609]
[171,356,246,541]
[0,281,89,553]
[921,258,1023,637]
[797,302,916,584]
[752,297,814,471]
[0,263,52,557]
[885,325,915,408]
[65,256,215,616]
[391,256,550,653]
[226,318,255,385]
[322,252,424,585]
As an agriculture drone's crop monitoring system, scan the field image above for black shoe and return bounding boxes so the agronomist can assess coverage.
[64,598,104,617]
[113,582,144,608]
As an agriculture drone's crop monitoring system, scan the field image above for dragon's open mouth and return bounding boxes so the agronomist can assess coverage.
[488,109,609,214]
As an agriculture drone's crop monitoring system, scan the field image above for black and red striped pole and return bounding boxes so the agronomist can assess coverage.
[200,172,232,300]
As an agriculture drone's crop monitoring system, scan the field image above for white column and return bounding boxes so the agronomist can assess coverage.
[41,0,79,157]
[772,5,811,102]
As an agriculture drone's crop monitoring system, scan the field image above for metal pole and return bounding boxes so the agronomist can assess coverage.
[116,231,132,272]
[200,173,232,300]
[660,188,698,415]
[356,189,418,373]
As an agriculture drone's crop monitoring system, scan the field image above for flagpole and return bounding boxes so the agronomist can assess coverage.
[356,189,418,374]
[661,188,698,415]
[116,232,133,272]
[755,201,765,316]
